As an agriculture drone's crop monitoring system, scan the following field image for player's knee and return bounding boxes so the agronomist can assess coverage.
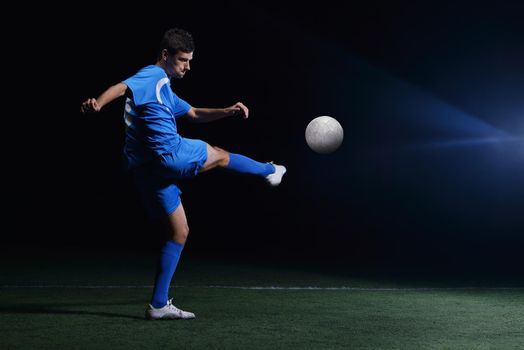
[212,146,230,167]
[169,224,190,244]
[178,225,190,243]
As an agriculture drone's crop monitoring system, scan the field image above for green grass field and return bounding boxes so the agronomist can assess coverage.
[1,250,524,349]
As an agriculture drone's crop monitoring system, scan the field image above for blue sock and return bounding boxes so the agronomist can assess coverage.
[227,153,275,177]
[151,240,184,308]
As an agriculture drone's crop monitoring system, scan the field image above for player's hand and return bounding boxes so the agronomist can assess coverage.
[81,98,101,114]
[228,102,249,119]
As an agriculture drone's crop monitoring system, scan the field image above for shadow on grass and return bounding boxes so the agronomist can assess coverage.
[0,304,145,321]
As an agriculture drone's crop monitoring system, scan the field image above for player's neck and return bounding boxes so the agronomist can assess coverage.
[155,61,171,78]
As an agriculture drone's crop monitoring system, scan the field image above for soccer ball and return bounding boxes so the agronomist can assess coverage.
[305,116,344,154]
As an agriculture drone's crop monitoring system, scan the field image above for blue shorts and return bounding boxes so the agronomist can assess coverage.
[132,138,207,218]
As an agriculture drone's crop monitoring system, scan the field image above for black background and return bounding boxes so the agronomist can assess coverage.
[7,1,524,275]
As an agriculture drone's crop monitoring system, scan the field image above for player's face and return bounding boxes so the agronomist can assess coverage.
[167,51,193,79]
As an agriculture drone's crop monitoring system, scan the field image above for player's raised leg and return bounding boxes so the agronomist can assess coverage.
[200,144,287,186]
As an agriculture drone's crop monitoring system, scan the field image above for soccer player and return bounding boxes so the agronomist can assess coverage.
[81,28,286,320]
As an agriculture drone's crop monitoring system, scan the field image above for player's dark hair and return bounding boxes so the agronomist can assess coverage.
[158,28,195,59]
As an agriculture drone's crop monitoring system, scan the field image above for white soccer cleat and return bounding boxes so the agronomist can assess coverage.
[265,162,287,187]
[145,299,196,320]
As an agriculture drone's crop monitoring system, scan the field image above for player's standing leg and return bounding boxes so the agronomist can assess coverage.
[145,203,195,320]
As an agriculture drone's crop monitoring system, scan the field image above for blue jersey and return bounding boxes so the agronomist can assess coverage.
[122,65,191,168]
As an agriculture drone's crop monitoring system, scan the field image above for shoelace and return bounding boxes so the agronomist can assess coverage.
[166,299,183,314]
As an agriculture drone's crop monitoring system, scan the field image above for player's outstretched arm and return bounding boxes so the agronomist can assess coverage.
[185,102,249,123]
[81,82,128,114]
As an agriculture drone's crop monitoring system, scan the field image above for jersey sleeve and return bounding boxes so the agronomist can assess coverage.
[172,93,192,118]
[122,67,161,106]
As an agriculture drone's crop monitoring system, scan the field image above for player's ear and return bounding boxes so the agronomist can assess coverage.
[162,49,169,62]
